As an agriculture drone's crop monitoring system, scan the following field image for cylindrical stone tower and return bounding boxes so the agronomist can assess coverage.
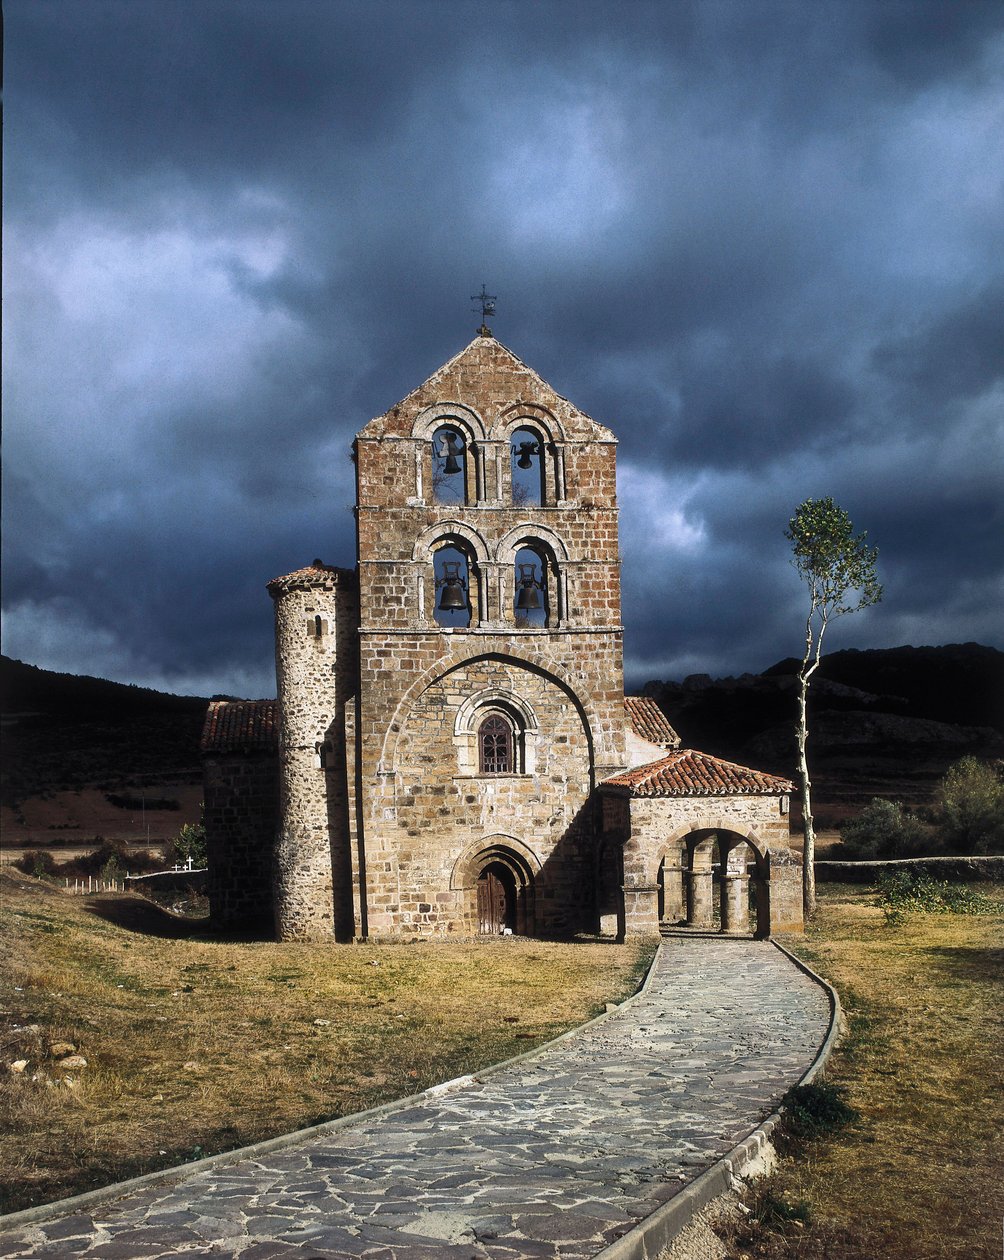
[268,561,359,941]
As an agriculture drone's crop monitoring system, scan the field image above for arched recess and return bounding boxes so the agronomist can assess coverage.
[450,834,542,936]
[413,522,490,626]
[495,402,566,503]
[411,404,487,504]
[496,525,570,629]
[454,687,539,775]
[378,649,598,779]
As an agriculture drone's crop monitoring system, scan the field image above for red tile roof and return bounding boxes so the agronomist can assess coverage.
[624,696,680,747]
[267,560,357,595]
[200,699,278,756]
[602,749,793,797]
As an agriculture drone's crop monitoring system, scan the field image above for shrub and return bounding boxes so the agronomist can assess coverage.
[165,820,207,869]
[840,798,937,859]
[937,757,1004,855]
[15,851,57,879]
[779,1082,859,1143]
[876,869,1000,925]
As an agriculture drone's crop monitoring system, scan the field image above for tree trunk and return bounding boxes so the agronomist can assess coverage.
[796,670,816,918]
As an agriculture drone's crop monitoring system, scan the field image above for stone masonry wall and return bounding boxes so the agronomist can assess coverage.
[365,657,596,936]
[204,754,279,933]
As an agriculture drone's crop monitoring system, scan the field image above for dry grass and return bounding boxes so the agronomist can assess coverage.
[720,882,1004,1260]
[0,871,655,1214]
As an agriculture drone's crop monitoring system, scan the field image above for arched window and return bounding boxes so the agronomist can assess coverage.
[433,544,472,628]
[513,546,549,628]
[432,424,468,505]
[511,426,543,506]
[478,714,514,774]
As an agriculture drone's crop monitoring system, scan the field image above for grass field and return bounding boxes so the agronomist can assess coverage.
[719,882,1004,1260]
[0,871,655,1215]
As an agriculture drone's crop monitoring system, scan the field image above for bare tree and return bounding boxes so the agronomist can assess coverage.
[786,497,882,917]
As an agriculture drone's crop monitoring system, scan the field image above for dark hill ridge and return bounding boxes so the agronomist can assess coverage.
[1,657,210,814]
[643,644,1003,822]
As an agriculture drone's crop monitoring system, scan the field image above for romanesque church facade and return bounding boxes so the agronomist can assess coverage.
[202,333,802,941]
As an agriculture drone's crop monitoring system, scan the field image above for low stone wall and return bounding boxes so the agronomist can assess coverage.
[125,870,208,893]
[815,855,1004,883]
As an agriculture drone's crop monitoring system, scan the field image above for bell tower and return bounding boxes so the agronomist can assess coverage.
[349,328,626,937]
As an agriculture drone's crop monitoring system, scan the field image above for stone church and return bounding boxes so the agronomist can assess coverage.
[201,329,802,942]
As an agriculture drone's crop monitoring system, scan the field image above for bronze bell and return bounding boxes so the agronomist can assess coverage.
[515,439,538,470]
[438,561,468,611]
[439,433,464,476]
[514,562,543,611]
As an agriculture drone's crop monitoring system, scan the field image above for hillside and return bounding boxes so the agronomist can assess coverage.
[642,643,1004,824]
[1,657,211,845]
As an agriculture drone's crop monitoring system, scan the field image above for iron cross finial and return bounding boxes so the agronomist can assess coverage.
[472,284,497,336]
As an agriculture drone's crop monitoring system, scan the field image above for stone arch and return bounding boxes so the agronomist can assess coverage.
[450,834,541,935]
[495,523,571,565]
[413,520,490,564]
[493,401,565,444]
[378,649,598,778]
[680,826,769,939]
[412,402,486,443]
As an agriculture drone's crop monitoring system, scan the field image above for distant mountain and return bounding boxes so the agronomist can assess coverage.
[642,644,1004,823]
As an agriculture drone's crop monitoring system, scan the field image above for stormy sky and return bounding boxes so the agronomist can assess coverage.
[4,0,1003,698]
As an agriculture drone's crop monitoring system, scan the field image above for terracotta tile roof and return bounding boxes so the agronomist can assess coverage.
[267,560,357,594]
[602,749,793,797]
[624,696,680,747]
[200,699,278,756]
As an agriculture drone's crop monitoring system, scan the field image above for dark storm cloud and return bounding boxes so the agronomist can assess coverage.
[3,0,1003,696]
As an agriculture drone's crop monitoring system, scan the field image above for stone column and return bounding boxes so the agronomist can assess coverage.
[660,859,687,923]
[720,873,750,933]
[686,869,715,928]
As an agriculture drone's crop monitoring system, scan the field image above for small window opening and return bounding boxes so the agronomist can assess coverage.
[511,426,543,506]
[432,425,468,505]
[479,715,514,774]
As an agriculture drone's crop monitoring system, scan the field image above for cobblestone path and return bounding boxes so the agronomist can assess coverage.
[0,939,830,1260]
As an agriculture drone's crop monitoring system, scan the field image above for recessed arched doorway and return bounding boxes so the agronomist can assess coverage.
[452,837,540,937]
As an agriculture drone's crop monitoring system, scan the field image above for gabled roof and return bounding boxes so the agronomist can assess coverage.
[200,699,278,756]
[357,334,616,443]
[624,696,680,747]
[602,749,793,798]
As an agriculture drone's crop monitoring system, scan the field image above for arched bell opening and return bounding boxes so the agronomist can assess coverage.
[510,425,544,507]
[513,546,550,629]
[433,544,476,628]
[431,424,471,506]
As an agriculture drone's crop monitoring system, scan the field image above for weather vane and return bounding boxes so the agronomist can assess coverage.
[472,284,497,336]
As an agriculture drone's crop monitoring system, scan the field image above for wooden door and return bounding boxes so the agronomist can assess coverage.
[477,870,506,934]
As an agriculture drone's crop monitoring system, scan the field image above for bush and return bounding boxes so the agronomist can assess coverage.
[938,757,1004,855]
[840,798,937,859]
[165,820,207,869]
[15,851,57,879]
[876,869,1001,925]
[778,1082,859,1144]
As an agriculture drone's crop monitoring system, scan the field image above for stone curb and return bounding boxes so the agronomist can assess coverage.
[0,941,664,1232]
[591,938,843,1260]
